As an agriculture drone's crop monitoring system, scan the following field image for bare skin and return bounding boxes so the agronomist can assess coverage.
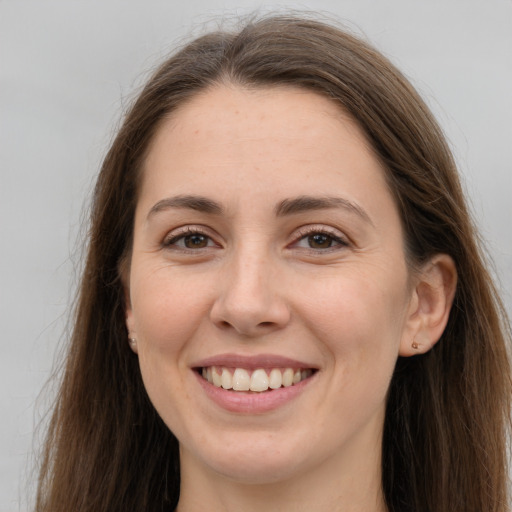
[125,85,456,512]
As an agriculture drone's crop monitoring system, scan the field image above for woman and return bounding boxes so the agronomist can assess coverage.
[35,14,511,512]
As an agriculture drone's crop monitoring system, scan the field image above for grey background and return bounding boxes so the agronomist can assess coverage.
[1,1,511,510]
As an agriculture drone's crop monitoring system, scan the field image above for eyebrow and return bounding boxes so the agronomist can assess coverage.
[275,195,374,225]
[147,193,373,225]
[147,195,223,219]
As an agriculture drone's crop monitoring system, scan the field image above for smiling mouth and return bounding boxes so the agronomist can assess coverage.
[197,366,316,393]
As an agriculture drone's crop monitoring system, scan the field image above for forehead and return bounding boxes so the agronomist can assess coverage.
[151,85,372,154]
[139,85,394,218]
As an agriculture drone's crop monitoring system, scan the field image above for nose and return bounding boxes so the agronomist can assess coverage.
[209,250,291,337]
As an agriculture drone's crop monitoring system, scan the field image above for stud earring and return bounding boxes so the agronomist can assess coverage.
[129,337,137,347]
[411,341,419,350]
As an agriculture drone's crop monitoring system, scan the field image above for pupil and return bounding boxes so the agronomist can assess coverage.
[185,234,207,248]
[309,234,331,248]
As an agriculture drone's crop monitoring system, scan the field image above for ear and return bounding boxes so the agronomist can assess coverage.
[123,275,138,354]
[399,254,457,357]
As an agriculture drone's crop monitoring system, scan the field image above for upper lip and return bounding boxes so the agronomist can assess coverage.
[192,353,318,370]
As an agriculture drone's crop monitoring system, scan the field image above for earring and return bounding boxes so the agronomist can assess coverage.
[129,337,137,347]
[411,341,419,350]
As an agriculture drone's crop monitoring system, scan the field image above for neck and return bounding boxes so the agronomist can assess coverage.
[176,435,387,512]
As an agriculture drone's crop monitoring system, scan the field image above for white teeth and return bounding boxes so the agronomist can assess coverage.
[202,366,314,392]
[232,368,250,391]
[269,368,282,389]
[212,367,222,387]
[250,369,269,392]
[221,368,232,389]
[282,368,294,387]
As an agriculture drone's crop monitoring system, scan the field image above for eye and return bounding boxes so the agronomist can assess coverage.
[304,233,336,249]
[178,233,211,249]
[163,228,218,250]
[292,228,349,251]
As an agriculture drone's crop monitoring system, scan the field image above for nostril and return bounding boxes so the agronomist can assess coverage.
[210,296,291,336]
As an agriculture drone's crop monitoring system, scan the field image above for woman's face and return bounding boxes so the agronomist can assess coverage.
[126,85,417,484]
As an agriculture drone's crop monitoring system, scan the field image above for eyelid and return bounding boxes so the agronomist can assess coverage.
[290,224,350,250]
[162,225,221,249]
[161,223,350,252]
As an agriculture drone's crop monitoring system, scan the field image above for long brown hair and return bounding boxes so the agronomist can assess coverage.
[36,14,511,512]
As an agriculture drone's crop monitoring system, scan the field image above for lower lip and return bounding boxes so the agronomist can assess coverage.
[194,371,315,413]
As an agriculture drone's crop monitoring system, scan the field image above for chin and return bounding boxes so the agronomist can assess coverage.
[183,430,315,485]
[206,452,306,485]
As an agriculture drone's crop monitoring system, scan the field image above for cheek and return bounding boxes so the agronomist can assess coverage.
[299,263,409,397]
[304,266,408,343]
[130,271,208,423]
[131,269,213,351]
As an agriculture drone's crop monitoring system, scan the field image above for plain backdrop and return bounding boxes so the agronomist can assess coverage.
[1,1,511,510]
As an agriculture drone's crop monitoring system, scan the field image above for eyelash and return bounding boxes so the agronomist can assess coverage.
[291,226,349,252]
[162,226,217,251]
[162,226,349,253]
